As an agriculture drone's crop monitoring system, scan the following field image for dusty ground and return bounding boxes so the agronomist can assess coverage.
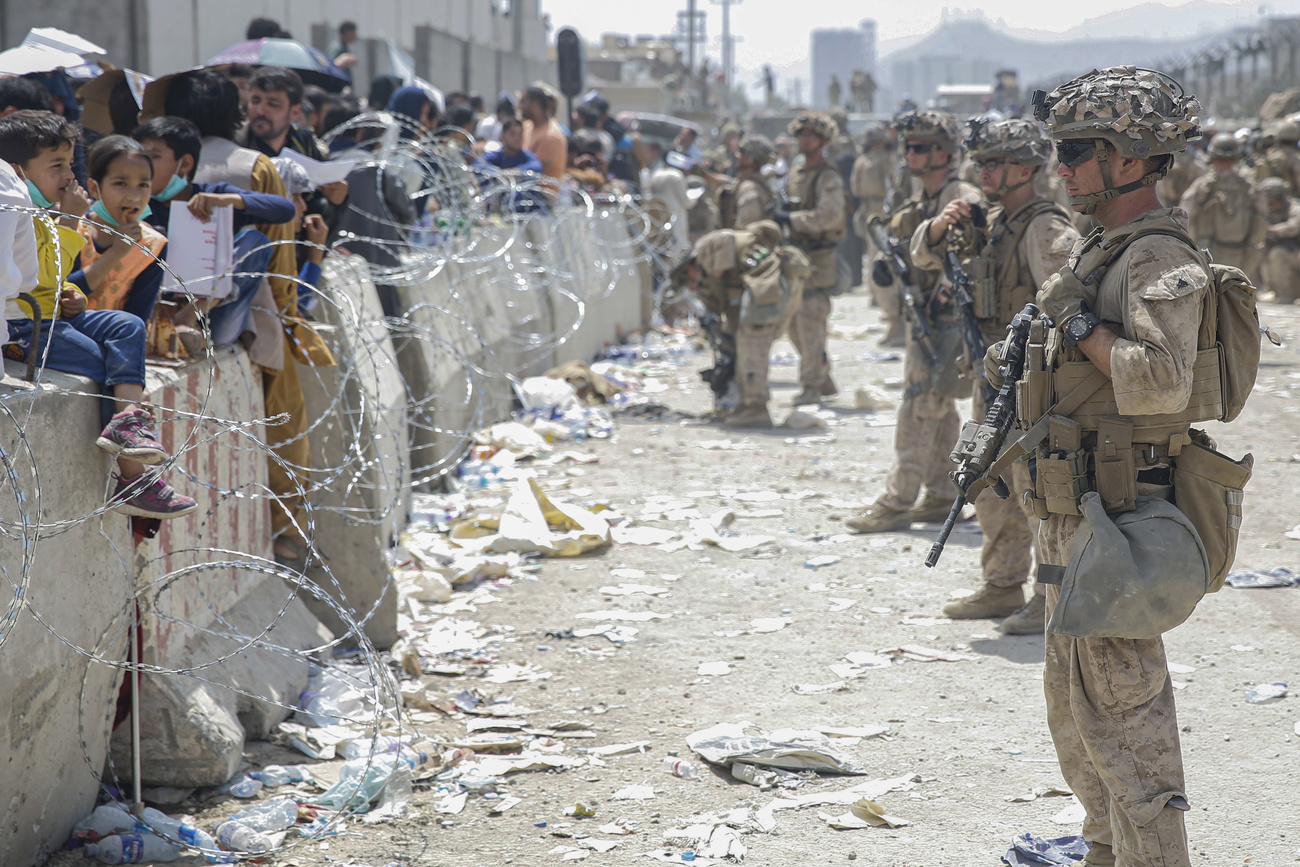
[56,289,1300,866]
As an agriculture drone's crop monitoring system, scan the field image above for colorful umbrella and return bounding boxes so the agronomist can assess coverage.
[207,38,350,91]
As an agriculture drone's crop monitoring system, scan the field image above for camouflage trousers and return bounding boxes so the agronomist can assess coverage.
[1263,244,1300,303]
[735,322,783,406]
[880,340,959,511]
[788,290,833,389]
[869,277,902,328]
[1042,514,1191,867]
[971,388,1042,592]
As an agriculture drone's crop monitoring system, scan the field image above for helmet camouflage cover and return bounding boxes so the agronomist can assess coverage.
[859,122,888,146]
[965,117,1052,166]
[1031,66,1201,159]
[1206,131,1243,160]
[788,111,838,141]
[737,134,776,165]
[893,109,962,154]
[1259,177,1289,198]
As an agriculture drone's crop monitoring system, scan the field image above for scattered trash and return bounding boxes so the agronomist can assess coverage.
[819,797,911,829]
[853,385,895,411]
[613,526,681,545]
[804,555,842,569]
[685,722,867,775]
[783,410,826,429]
[752,773,920,830]
[586,741,653,756]
[565,803,598,819]
[1244,682,1288,704]
[489,796,523,814]
[1050,796,1088,825]
[697,661,733,676]
[749,617,793,633]
[575,610,670,623]
[1001,833,1090,866]
[827,598,857,612]
[879,645,978,663]
[663,758,701,780]
[599,583,671,597]
[1005,785,1073,803]
[449,476,612,557]
[792,681,848,695]
[698,440,755,451]
[1225,567,1299,588]
[612,784,656,801]
[83,834,181,863]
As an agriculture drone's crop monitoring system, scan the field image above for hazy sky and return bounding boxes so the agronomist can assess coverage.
[539,0,1268,99]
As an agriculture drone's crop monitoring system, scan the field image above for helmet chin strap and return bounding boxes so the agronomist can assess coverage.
[1068,139,1171,215]
[909,146,949,177]
[988,163,1035,202]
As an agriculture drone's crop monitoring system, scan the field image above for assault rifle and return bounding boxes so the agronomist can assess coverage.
[865,215,940,368]
[680,289,737,400]
[943,250,997,407]
[925,303,1039,568]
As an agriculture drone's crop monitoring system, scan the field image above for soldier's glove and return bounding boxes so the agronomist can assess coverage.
[771,207,792,229]
[984,341,1006,390]
[1036,265,1095,326]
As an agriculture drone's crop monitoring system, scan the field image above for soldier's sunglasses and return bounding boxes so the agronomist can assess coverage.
[1055,140,1096,168]
[975,158,1019,171]
[905,142,933,154]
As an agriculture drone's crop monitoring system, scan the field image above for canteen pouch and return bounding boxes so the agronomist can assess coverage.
[966,256,998,319]
[1094,416,1138,514]
[1036,415,1086,516]
[1173,433,1253,592]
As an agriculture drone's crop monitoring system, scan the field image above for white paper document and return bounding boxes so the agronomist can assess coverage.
[279,148,356,187]
[162,201,234,298]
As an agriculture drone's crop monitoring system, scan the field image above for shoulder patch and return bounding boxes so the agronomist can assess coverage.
[1137,261,1209,302]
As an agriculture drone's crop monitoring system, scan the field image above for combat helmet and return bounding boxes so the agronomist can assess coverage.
[1259,177,1289,200]
[894,109,962,175]
[1031,66,1201,213]
[966,117,1050,200]
[788,111,837,142]
[1278,117,1300,143]
[737,134,776,167]
[1206,131,1244,160]
[859,122,888,147]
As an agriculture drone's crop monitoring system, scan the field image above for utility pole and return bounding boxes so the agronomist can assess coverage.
[711,0,743,104]
[688,0,696,70]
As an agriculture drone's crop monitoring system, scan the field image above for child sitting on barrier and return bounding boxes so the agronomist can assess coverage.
[0,110,196,519]
[133,116,295,345]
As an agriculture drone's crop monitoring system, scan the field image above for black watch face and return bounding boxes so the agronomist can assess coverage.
[1066,315,1092,343]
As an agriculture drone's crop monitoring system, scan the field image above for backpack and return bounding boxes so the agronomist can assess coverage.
[1076,219,1261,423]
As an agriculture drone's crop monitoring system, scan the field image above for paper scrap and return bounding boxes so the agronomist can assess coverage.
[612,784,656,800]
[698,661,733,676]
[820,797,911,829]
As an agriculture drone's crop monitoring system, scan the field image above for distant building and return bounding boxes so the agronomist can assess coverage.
[810,20,876,110]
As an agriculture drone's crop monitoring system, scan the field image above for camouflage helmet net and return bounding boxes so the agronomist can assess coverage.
[1030,66,1200,213]
[893,109,962,154]
[737,134,776,165]
[859,122,888,146]
[1206,131,1244,160]
[788,111,838,141]
[1259,177,1290,199]
[965,117,1052,166]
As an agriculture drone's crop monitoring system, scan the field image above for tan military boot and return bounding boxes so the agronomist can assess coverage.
[724,403,773,428]
[909,491,957,523]
[877,320,905,348]
[790,387,821,406]
[943,583,1025,619]
[845,501,912,534]
[819,376,838,397]
[999,593,1046,634]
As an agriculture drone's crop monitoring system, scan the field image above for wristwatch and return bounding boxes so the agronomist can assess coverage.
[1062,305,1101,347]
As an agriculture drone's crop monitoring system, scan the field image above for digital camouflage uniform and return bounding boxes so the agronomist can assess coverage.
[1030,67,1211,867]
[694,223,809,424]
[718,136,776,230]
[1260,177,1300,302]
[861,110,983,525]
[911,118,1079,623]
[1179,135,1266,285]
[783,113,847,399]
[852,127,891,263]
[1254,118,1300,195]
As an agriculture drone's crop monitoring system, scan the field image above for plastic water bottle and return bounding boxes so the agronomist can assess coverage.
[224,797,299,832]
[74,804,137,836]
[250,764,311,786]
[214,822,273,855]
[222,777,263,798]
[83,834,180,863]
[662,757,700,780]
[138,808,217,852]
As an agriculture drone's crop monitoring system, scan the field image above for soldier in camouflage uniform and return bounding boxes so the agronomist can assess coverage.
[1021,67,1210,867]
[849,110,985,533]
[1179,132,1267,284]
[1255,116,1300,195]
[1156,147,1207,206]
[910,118,1079,633]
[709,121,743,176]
[686,221,810,427]
[717,135,776,229]
[1261,176,1300,303]
[853,124,901,343]
[772,111,847,405]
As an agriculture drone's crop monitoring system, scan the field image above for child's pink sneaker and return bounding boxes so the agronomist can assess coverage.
[111,473,197,519]
[97,409,169,465]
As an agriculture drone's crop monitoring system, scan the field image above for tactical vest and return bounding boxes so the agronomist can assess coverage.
[1201,175,1257,246]
[787,161,846,251]
[1018,215,1242,518]
[718,175,773,230]
[699,232,774,333]
[968,199,1071,343]
[888,176,964,298]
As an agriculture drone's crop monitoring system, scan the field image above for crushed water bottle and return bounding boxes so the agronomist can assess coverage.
[82,834,180,863]
[662,757,700,780]
[213,822,272,855]
[250,765,311,787]
[74,804,137,836]
[138,807,218,853]
[224,797,299,833]
[222,776,263,798]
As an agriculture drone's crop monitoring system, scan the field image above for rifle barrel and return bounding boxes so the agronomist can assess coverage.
[925,494,967,568]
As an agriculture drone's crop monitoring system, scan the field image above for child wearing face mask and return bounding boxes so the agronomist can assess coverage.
[0,112,195,519]
[70,136,168,321]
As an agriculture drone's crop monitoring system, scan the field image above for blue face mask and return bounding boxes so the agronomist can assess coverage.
[90,199,152,228]
[154,173,188,203]
[25,179,54,209]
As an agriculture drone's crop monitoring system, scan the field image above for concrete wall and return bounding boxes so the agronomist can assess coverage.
[0,206,650,864]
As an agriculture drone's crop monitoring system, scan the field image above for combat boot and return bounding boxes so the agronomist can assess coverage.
[909,491,956,523]
[819,377,838,397]
[942,583,1025,620]
[845,501,911,534]
[999,593,1046,634]
[724,403,772,428]
[877,320,904,348]
[790,387,821,406]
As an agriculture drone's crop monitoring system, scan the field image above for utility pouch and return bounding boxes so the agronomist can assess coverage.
[1036,416,1086,516]
[1172,433,1253,592]
[1094,416,1138,514]
[967,256,998,319]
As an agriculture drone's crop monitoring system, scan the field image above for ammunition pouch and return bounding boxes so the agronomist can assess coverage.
[1172,432,1253,593]
[967,255,998,320]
